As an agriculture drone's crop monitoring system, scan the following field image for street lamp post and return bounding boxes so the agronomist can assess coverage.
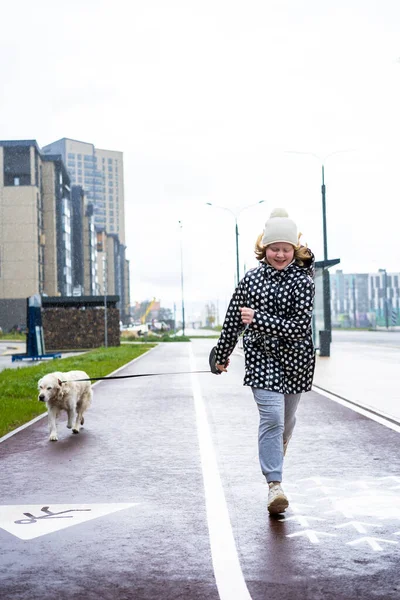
[379,268,389,329]
[103,253,108,348]
[285,150,350,356]
[206,200,265,286]
[178,220,185,336]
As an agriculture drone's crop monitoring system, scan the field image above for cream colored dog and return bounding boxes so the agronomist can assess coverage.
[38,371,92,442]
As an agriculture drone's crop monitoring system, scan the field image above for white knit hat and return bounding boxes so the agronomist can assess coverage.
[261,208,298,246]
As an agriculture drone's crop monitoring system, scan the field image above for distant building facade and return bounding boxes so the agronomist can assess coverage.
[331,269,400,328]
[42,138,130,321]
[0,140,100,330]
[0,140,76,299]
[42,138,125,243]
[71,186,98,295]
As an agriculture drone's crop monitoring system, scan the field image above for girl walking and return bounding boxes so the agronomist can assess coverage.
[211,208,316,514]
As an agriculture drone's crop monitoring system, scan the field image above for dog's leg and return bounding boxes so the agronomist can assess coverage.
[48,407,58,442]
[72,396,81,434]
[66,408,74,429]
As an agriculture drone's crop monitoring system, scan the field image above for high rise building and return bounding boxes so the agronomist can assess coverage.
[0,141,73,298]
[0,140,99,330]
[42,137,130,322]
[41,138,125,243]
[71,186,98,296]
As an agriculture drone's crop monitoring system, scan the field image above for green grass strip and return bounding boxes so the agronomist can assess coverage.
[0,344,156,439]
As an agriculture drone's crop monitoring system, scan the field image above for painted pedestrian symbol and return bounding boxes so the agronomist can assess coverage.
[14,506,91,525]
[0,503,138,540]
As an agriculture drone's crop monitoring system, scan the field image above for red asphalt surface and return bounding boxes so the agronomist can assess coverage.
[1,339,400,600]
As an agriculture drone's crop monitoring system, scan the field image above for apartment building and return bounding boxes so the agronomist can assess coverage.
[0,141,74,299]
[71,186,98,295]
[42,138,130,321]
[96,230,128,317]
[331,269,400,327]
[41,138,125,243]
[0,140,101,331]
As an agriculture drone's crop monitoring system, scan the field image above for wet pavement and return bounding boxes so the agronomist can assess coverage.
[1,339,400,599]
[313,333,400,422]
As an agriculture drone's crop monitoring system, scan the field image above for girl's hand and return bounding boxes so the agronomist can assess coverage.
[216,358,230,372]
[240,307,255,324]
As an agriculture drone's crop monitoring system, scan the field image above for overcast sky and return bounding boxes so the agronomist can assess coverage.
[1,0,400,320]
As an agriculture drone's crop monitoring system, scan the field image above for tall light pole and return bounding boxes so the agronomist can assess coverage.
[286,150,351,260]
[379,268,389,329]
[178,220,185,336]
[103,252,108,348]
[285,150,351,355]
[206,200,265,286]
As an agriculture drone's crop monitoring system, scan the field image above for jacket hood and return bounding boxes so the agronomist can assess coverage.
[297,247,315,279]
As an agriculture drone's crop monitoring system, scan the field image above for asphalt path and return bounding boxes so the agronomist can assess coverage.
[1,340,400,599]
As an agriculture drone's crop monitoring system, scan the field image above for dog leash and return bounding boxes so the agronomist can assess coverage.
[61,370,212,383]
[61,347,224,383]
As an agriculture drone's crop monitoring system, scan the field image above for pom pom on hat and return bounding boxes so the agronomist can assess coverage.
[261,208,298,246]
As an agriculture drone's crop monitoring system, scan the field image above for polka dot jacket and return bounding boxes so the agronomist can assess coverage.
[215,250,316,394]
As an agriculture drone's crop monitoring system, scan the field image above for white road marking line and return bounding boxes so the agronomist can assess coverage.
[190,347,252,600]
[312,386,400,433]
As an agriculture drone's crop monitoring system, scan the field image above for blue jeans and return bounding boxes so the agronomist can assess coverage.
[252,388,302,483]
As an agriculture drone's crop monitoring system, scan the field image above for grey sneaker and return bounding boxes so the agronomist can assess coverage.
[268,482,289,514]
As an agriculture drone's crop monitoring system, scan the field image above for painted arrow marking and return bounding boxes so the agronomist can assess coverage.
[308,486,337,494]
[325,508,355,518]
[347,537,398,551]
[280,515,326,526]
[353,489,380,497]
[0,503,138,540]
[286,529,337,544]
[298,477,334,484]
[289,503,315,513]
[335,521,382,534]
[315,496,341,504]
[286,492,308,498]
[353,481,374,489]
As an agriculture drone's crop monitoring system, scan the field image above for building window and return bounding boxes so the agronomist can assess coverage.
[3,146,31,186]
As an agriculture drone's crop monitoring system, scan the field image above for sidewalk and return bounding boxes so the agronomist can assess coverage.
[0,341,85,372]
[1,339,400,599]
[313,340,400,422]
